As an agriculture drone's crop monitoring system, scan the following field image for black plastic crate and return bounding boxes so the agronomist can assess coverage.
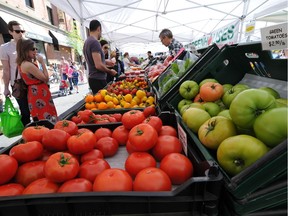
[166,42,287,199]
[151,43,220,110]
[0,112,223,216]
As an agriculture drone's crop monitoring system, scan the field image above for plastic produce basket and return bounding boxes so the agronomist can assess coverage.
[166,42,287,199]
[0,112,223,216]
[151,43,220,110]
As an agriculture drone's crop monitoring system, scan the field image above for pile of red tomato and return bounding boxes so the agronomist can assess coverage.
[0,108,193,196]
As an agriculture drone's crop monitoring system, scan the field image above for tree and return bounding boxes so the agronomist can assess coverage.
[67,27,84,59]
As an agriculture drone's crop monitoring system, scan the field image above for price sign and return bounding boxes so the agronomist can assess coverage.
[177,123,187,156]
[260,23,288,50]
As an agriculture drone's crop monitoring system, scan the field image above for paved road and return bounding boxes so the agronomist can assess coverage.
[0,82,90,149]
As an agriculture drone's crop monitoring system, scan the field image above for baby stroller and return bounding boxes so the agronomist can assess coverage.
[58,80,69,96]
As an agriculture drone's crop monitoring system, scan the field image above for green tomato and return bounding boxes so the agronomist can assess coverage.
[202,102,221,117]
[182,108,211,133]
[275,98,288,107]
[222,84,233,94]
[259,87,280,99]
[177,99,192,112]
[180,102,204,116]
[222,85,249,108]
[217,109,231,120]
[253,107,287,148]
[199,78,218,88]
[179,80,199,100]
[198,116,237,150]
[229,89,276,129]
[217,135,269,176]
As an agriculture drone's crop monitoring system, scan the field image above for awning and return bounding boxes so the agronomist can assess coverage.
[49,30,71,47]
[0,11,52,43]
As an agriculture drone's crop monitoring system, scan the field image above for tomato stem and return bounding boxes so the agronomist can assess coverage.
[204,119,216,137]
[233,158,244,167]
[135,127,144,136]
[58,153,72,167]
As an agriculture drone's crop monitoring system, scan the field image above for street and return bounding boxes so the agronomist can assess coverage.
[0,82,90,149]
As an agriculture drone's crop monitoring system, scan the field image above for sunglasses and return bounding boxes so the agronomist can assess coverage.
[30,47,38,51]
[103,46,109,50]
[13,30,25,34]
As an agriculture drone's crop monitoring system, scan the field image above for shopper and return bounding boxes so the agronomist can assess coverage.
[71,67,79,93]
[0,20,31,126]
[100,39,115,83]
[16,38,58,123]
[83,19,117,94]
[159,28,184,57]
[123,52,137,71]
[60,56,69,81]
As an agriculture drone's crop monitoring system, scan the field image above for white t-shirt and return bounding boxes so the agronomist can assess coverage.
[123,57,131,71]
[0,40,18,86]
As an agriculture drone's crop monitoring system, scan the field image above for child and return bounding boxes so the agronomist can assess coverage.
[72,69,79,93]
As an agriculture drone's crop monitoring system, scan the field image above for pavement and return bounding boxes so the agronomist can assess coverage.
[0,81,90,149]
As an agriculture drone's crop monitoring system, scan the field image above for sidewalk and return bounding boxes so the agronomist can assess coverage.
[0,82,90,149]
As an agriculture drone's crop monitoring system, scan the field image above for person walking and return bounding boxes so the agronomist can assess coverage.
[0,20,31,126]
[16,38,58,123]
[83,19,117,95]
[159,28,184,57]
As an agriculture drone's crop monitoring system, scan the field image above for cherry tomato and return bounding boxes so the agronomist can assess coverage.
[58,178,92,193]
[54,120,78,135]
[42,129,71,152]
[0,183,24,196]
[112,125,129,146]
[152,135,183,161]
[122,110,145,130]
[94,128,112,140]
[80,149,104,163]
[128,123,158,152]
[22,125,49,142]
[133,167,172,191]
[143,116,163,133]
[160,153,193,185]
[78,110,94,123]
[44,152,79,183]
[0,155,18,185]
[95,137,119,157]
[67,130,96,155]
[93,168,133,191]
[9,141,43,163]
[78,159,110,182]
[159,125,177,137]
[125,152,157,178]
[22,178,59,195]
[15,161,45,187]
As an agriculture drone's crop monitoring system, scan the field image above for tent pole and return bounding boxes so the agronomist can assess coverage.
[238,0,250,42]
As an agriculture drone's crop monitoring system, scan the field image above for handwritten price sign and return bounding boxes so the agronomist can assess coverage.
[260,23,288,50]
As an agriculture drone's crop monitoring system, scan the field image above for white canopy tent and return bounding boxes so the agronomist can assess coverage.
[49,0,287,55]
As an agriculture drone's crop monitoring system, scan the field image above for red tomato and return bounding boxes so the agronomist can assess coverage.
[122,110,145,130]
[0,155,18,185]
[0,183,24,196]
[78,128,93,134]
[22,125,49,142]
[78,110,94,123]
[125,152,157,178]
[44,152,79,183]
[9,141,43,163]
[80,149,104,163]
[93,168,133,191]
[95,137,119,157]
[112,125,129,146]
[152,135,183,161]
[159,125,178,137]
[143,116,163,133]
[128,123,158,152]
[94,128,112,140]
[71,115,82,124]
[15,161,45,187]
[54,120,78,135]
[67,130,96,155]
[22,178,59,195]
[193,93,205,103]
[125,140,137,154]
[58,178,92,193]
[111,113,122,122]
[42,129,71,152]
[133,167,172,191]
[160,153,193,185]
[40,149,53,161]
[200,82,224,102]
[143,106,156,117]
[78,159,110,182]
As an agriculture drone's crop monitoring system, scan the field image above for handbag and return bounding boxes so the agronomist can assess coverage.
[0,97,24,137]
[12,68,28,99]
